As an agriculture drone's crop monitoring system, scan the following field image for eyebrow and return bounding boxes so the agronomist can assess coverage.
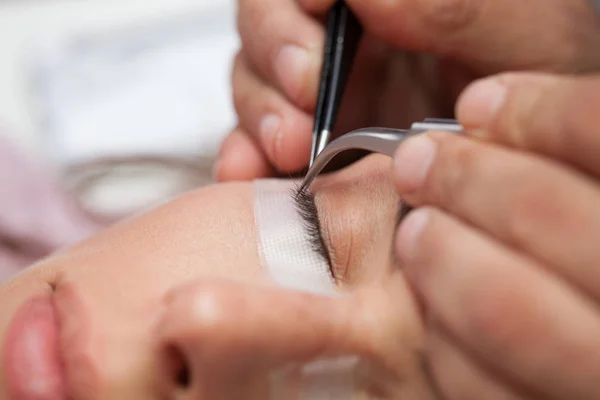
[291,186,333,270]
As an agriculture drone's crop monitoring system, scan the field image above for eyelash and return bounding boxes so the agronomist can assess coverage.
[291,186,333,276]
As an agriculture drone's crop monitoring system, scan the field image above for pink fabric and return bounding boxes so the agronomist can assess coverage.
[0,134,107,282]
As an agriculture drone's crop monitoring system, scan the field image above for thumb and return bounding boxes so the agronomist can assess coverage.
[301,0,600,74]
[456,72,600,177]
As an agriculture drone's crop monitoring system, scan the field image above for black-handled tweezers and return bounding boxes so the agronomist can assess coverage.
[309,1,363,167]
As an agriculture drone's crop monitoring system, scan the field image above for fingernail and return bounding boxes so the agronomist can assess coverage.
[275,45,312,100]
[396,208,430,263]
[458,78,507,130]
[394,135,437,193]
[260,113,282,146]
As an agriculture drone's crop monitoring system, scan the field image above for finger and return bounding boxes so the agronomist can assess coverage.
[237,0,324,110]
[393,132,600,302]
[457,72,600,177]
[307,0,600,74]
[215,128,275,182]
[426,328,533,400]
[298,0,336,14]
[232,52,312,172]
[397,207,600,400]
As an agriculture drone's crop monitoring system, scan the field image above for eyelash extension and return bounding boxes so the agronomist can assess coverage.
[291,184,333,274]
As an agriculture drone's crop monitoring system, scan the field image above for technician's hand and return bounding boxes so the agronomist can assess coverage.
[393,72,600,399]
[216,0,600,181]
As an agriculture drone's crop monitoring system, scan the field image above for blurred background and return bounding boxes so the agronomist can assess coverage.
[0,0,240,275]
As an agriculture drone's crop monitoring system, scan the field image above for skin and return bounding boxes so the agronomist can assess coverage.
[391,72,600,399]
[217,0,600,180]
[0,155,435,399]
[4,71,600,399]
[221,0,600,396]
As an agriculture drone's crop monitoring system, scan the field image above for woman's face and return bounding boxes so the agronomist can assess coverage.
[0,155,431,399]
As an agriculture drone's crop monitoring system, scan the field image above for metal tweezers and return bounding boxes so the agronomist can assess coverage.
[303,2,463,192]
[309,1,363,167]
[300,119,464,191]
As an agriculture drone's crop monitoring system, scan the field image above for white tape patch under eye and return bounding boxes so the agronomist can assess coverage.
[254,180,360,398]
[270,356,359,399]
[253,179,336,295]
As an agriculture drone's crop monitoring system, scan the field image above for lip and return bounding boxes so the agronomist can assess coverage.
[3,293,67,400]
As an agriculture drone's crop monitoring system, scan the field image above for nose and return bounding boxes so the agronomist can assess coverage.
[158,282,272,399]
[156,280,370,399]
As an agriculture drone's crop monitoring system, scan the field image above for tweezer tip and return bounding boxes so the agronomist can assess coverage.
[298,180,310,194]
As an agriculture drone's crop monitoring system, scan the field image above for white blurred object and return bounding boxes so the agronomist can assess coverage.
[28,2,239,165]
[0,0,235,154]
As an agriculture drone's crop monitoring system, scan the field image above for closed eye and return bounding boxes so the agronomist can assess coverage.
[291,186,333,278]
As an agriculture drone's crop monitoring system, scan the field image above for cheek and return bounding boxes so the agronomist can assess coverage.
[46,183,267,327]
[18,184,266,396]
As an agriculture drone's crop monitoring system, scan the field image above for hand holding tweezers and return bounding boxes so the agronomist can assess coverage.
[309,1,363,166]
[300,119,463,191]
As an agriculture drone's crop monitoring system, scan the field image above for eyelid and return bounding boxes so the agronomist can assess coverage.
[291,188,333,278]
[255,180,336,295]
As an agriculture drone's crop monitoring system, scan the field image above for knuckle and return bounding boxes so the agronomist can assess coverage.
[416,0,481,37]
[358,1,408,44]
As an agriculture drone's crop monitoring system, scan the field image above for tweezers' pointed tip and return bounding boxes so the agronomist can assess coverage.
[298,180,310,194]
